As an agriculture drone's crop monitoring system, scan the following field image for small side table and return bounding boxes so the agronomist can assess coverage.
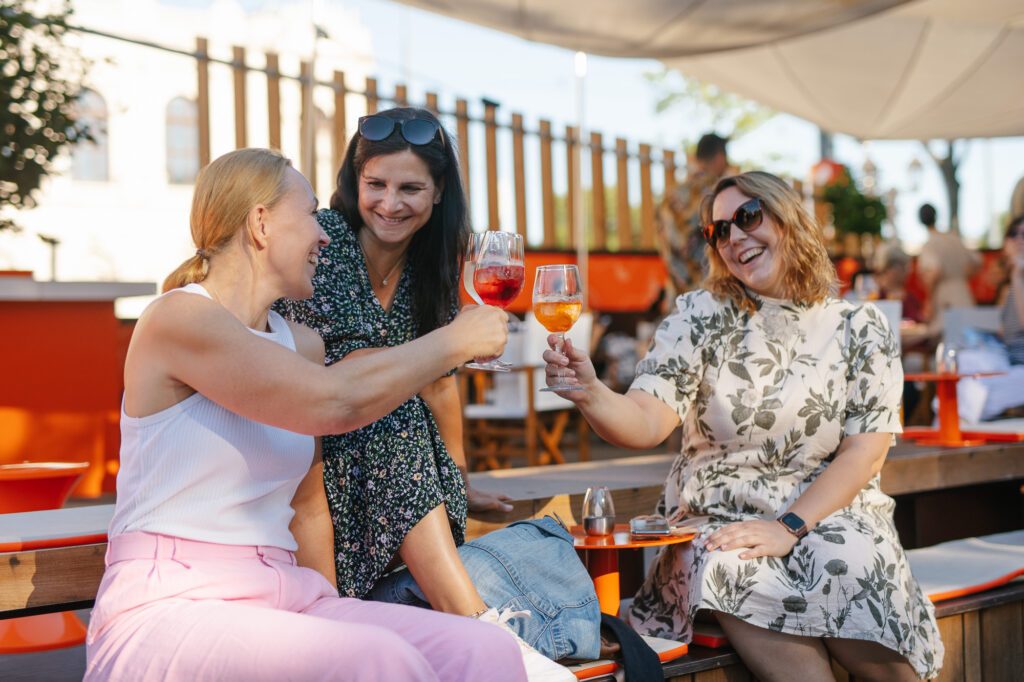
[903,372,1022,447]
[571,524,694,616]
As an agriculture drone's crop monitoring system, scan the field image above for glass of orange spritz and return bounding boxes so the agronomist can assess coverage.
[533,264,584,392]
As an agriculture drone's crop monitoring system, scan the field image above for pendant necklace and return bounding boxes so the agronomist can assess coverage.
[366,255,404,288]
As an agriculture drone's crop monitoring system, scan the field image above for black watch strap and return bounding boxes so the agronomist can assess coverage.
[777,512,808,539]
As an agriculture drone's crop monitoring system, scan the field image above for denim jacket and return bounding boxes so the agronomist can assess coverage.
[367,516,601,661]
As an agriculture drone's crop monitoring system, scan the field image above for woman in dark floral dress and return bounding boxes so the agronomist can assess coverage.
[542,171,943,680]
[275,108,580,682]
[276,107,512,606]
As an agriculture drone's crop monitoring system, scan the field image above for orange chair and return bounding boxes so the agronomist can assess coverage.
[0,462,90,653]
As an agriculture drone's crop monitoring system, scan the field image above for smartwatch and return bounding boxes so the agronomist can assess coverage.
[777,512,808,539]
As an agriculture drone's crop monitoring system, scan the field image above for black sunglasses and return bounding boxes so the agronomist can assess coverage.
[704,197,764,247]
[358,115,445,148]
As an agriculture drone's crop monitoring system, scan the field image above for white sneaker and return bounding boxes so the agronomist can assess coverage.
[476,607,576,682]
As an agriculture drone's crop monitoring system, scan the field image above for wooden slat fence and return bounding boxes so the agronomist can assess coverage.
[81,30,683,253]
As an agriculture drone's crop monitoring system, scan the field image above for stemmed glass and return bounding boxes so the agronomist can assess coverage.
[533,264,584,392]
[465,231,525,372]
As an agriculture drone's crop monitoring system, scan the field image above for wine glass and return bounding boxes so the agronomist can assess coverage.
[463,232,484,305]
[533,264,584,392]
[935,341,959,374]
[854,273,880,302]
[582,486,615,536]
[466,231,525,372]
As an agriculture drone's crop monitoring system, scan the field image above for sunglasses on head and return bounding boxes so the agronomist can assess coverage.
[358,115,445,148]
[704,197,764,247]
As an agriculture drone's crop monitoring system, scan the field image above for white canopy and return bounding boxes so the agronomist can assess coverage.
[395,0,1024,139]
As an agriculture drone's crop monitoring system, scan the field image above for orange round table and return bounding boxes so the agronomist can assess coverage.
[572,524,694,616]
[0,462,90,513]
[0,462,90,653]
[903,372,1019,447]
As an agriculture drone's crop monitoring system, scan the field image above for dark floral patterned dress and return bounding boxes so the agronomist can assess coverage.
[274,209,467,598]
[627,290,943,679]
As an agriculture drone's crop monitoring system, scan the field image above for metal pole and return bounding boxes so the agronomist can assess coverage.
[573,52,588,311]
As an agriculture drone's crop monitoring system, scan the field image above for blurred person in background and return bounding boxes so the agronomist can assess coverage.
[656,133,732,302]
[873,242,925,324]
[917,202,980,334]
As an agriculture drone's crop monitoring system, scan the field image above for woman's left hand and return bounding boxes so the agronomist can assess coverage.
[703,519,798,560]
[467,486,514,514]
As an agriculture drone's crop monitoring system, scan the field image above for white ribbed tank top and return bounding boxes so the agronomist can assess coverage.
[108,283,314,550]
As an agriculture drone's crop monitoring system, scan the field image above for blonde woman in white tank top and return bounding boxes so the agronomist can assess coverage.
[85,148,526,682]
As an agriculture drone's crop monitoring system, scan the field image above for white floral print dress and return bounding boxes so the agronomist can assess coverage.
[627,290,943,679]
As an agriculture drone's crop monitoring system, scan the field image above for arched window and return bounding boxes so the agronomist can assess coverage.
[166,96,199,184]
[71,89,109,182]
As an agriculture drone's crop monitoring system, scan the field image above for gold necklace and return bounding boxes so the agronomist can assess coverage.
[365,255,404,288]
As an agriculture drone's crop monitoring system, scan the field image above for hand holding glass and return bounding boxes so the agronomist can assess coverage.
[533,264,584,391]
[465,231,524,372]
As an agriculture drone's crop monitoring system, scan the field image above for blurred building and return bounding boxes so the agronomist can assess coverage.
[0,0,373,316]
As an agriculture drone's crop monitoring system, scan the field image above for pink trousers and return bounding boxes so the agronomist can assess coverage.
[85,532,526,681]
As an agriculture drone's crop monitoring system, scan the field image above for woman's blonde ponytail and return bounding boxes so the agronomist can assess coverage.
[161,148,292,293]
[161,252,210,293]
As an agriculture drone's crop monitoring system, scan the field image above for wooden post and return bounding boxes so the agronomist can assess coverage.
[300,61,315,188]
[539,119,555,248]
[425,92,439,114]
[196,37,210,168]
[483,99,499,230]
[590,131,606,250]
[565,125,577,249]
[231,46,247,149]
[365,77,378,114]
[639,143,655,249]
[394,83,408,106]
[615,138,632,249]
[455,98,471,212]
[333,71,347,170]
[511,113,527,241]
[265,52,281,151]
[663,149,677,198]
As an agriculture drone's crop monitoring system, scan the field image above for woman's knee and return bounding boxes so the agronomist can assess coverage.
[439,618,524,679]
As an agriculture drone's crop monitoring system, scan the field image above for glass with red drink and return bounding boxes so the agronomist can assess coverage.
[466,231,524,372]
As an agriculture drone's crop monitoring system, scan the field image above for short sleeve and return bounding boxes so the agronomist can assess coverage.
[842,302,904,438]
[629,290,716,421]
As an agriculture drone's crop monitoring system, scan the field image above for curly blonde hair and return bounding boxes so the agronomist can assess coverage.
[699,171,835,313]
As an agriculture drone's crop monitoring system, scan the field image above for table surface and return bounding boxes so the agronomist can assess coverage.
[0,462,89,480]
[904,371,1004,381]
[571,523,695,550]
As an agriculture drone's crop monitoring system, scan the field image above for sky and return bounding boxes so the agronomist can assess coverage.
[314,0,1024,251]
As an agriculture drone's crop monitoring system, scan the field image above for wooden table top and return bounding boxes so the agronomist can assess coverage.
[571,523,695,550]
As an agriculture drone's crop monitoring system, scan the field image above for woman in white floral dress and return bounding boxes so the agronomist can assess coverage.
[542,171,943,680]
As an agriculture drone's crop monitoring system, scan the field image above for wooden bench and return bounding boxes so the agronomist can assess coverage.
[3,444,1022,681]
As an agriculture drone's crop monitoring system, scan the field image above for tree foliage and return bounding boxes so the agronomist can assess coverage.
[1,0,89,231]
[822,166,886,236]
[646,67,775,142]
